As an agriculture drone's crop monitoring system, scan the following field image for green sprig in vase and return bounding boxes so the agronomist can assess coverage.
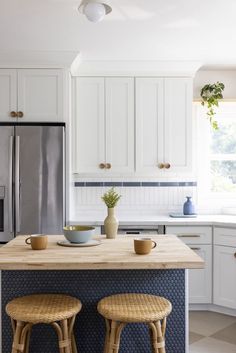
[101,188,121,239]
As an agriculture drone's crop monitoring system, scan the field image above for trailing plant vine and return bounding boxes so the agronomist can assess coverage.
[200,82,225,130]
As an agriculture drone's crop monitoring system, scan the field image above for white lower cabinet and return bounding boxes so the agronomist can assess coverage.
[188,245,212,303]
[214,245,236,309]
[213,227,236,309]
[165,226,212,304]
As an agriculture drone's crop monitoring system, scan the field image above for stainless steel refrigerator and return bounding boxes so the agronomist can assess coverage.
[0,122,65,242]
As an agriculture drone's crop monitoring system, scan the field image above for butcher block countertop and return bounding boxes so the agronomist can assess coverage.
[0,235,204,270]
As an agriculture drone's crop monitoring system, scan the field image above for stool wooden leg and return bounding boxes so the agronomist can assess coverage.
[156,320,166,353]
[23,324,32,353]
[104,319,111,353]
[61,319,71,353]
[68,315,78,353]
[52,322,65,353]
[149,321,166,353]
[106,320,126,353]
[11,321,24,353]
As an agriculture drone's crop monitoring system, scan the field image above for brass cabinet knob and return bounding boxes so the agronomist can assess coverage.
[99,163,105,169]
[10,111,17,118]
[234,252,236,258]
[165,163,171,169]
[106,163,111,169]
[17,111,24,118]
[158,163,165,169]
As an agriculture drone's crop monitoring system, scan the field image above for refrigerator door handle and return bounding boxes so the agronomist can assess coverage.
[15,135,20,234]
[8,136,13,233]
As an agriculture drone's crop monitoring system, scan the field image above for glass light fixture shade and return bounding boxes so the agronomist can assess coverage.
[78,0,112,23]
[84,2,106,23]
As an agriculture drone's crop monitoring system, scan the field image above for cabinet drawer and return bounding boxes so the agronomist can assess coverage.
[165,226,212,244]
[214,227,236,247]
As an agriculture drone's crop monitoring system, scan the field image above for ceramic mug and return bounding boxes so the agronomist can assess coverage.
[134,238,157,255]
[25,234,48,250]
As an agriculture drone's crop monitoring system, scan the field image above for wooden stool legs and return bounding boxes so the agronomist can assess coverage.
[10,315,78,353]
[10,320,32,353]
[104,318,167,353]
[104,319,126,353]
[149,318,166,353]
[52,315,78,353]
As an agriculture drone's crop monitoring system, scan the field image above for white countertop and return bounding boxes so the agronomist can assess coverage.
[69,214,236,227]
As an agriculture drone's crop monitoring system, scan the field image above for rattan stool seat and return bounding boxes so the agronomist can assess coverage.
[6,294,82,324]
[97,293,172,323]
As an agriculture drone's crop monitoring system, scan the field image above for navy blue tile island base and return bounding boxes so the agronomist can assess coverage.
[2,270,186,353]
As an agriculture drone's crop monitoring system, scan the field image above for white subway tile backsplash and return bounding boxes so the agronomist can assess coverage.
[70,184,198,220]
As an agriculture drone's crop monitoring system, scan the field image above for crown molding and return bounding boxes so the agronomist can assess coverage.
[0,51,81,69]
[71,60,202,77]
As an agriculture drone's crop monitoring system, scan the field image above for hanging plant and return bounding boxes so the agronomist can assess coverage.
[200,82,225,130]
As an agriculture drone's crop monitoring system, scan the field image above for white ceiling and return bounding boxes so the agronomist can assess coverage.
[1,0,236,67]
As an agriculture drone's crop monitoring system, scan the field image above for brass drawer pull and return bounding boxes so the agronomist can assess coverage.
[17,111,24,118]
[165,163,171,169]
[234,252,236,258]
[190,247,201,251]
[10,111,17,118]
[106,163,111,169]
[99,163,105,169]
[178,234,201,237]
[158,163,165,169]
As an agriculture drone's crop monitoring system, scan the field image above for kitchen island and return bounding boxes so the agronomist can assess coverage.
[0,235,203,353]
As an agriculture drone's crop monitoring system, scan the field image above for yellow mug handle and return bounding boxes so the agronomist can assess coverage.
[25,237,31,245]
[152,241,157,249]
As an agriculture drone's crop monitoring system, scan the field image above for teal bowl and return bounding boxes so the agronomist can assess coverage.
[63,225,95,243]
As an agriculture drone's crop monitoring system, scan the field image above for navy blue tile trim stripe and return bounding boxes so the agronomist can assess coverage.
[74,181,197,187]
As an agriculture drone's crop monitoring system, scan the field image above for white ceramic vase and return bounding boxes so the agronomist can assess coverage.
[104,208,118,239]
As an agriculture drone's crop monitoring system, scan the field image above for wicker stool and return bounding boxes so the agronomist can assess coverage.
[6,294,82,353]
[98,293,172,353]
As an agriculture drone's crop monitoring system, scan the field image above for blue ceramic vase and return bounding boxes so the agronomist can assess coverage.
[183,196,195,215]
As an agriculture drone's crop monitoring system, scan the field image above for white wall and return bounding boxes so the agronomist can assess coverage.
[194,70,236,99]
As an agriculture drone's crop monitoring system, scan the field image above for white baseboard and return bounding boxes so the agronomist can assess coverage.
[190,303,236,317]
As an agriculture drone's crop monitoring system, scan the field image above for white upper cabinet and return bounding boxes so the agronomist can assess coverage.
[73,77,105,174]
[105,78,134,174]
[72,77,134,175]
[164,78,193,173]
[136,77,193,175]
[136,78,164,174]
[17,69,64,122]
[0,69,64,122]
[0,69,17,121]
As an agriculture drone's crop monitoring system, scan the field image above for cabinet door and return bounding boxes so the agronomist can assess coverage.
[0,69,17,121]
[214,245,236,309]
[72,77,105,174]
[136,78,164,174]
[189,245,212,304]
[105,78,134,174]
[164,78,193,173]
[17,69,63,121]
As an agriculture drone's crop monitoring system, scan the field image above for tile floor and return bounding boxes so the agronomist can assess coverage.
[189,311,236,353]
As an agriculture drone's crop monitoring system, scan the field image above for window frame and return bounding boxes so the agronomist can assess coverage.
[196,102,236,201]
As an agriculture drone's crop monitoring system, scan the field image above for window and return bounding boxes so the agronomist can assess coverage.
[198,103,236,194]
[210,105,236,193]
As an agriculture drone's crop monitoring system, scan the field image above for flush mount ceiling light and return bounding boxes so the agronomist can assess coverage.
[78,0,112,23]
